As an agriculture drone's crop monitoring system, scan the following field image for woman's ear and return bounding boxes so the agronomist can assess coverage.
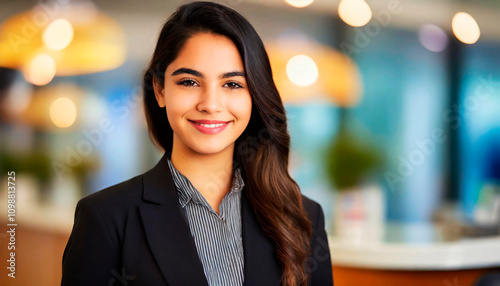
[152,77,166,108]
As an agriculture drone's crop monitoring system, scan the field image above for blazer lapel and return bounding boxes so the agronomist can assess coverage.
[139,152,282,286]
[139,153,209,286]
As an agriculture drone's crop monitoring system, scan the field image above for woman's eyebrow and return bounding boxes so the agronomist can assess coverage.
[171,67,245,79]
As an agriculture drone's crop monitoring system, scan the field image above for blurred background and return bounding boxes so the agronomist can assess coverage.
[1,0,500,285]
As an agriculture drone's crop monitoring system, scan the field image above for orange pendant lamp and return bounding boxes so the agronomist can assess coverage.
[0,1,126,85]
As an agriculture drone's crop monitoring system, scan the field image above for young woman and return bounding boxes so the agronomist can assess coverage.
[61,1,333,286]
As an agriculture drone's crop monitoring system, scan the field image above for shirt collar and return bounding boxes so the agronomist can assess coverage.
[166,152,245,208]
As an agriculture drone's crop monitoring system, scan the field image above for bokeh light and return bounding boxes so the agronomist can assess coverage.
[43,19,74,51]
[0,2,126,76]
[285,0,314,8]
[418,24,448,52]
[23,54,57,86]
[49,97,77,128]
[452,12,480,44]
[286,54,319,87]
[338,0,372,27]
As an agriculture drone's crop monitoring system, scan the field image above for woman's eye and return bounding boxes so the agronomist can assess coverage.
[177,79,198,87]
[224,82,243,89]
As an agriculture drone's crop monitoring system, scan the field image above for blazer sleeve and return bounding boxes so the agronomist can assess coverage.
[61,197,120,286]
[309,202,334,286]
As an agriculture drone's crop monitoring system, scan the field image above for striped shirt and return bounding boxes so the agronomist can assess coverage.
[166,153,245,286]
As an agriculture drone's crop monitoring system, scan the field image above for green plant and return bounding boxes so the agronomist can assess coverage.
[325,128,384,191]
[0,151,51,182]
[0,150,99,183]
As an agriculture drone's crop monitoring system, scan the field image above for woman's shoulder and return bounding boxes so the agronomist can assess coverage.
[300,194,325,229]
[67,174,146,251]
[301,194,322,214]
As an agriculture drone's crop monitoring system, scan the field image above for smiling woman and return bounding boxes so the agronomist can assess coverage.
[153,33,252,159]
[153,32,252,214]
[61,1,333,286]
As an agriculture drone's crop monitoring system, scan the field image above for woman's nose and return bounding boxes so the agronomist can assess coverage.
[196,85,224,113]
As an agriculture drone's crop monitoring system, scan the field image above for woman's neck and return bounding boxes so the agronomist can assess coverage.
[169,140,235,209]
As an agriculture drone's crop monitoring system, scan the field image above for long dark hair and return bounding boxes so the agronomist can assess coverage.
[142,2,313,285]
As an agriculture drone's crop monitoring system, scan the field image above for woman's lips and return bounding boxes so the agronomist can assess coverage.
[188,120,231,135]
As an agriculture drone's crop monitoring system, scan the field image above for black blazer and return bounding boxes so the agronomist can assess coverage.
[61,153,334,286]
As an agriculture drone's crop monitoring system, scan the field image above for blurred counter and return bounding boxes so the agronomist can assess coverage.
[330,236,500,270]
[328,222,500,285]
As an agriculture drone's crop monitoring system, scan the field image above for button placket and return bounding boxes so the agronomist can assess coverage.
[220,205,230,237]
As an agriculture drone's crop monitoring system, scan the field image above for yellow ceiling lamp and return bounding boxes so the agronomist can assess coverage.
[19,83,83,130]
[266,37,363,107]
[0,1,126,85]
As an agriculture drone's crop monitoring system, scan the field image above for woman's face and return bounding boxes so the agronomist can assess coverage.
[154,32,252,156]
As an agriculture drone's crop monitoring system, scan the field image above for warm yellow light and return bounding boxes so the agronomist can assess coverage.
[338,0,372,27]
[43,19,74,51]
[19,83,85,130]
[267,37,363,106]
[0,2,126,76]
[452,12,480,44]
[24,54,56,86]
[286,54,319,87]
[50,97,77,128]
[285,0,314,8]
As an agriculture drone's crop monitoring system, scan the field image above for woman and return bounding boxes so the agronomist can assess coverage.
[61,1,333,286]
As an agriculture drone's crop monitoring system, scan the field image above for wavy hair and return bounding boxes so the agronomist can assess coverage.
[142,2,313,285]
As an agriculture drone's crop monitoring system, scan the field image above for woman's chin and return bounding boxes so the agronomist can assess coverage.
[190,143,233,156]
